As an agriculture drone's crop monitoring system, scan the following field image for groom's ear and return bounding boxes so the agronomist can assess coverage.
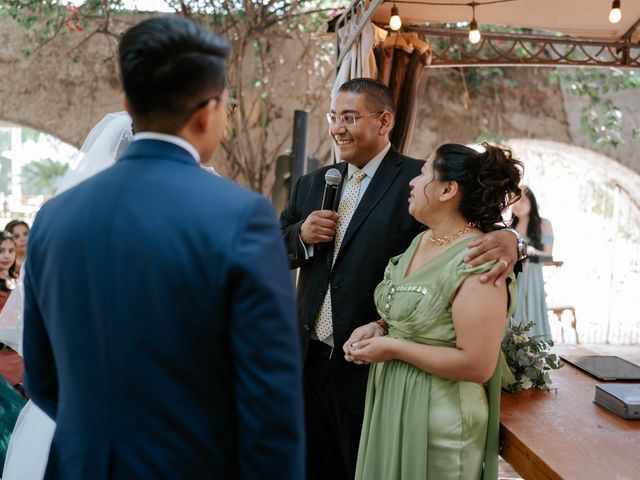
[192,99,217,135]
[123,96,132,115]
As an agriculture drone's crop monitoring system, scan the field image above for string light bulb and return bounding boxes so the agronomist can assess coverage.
[468,5,481,44]
[609,0,622,24]
[389,2,402,31]
[469,19,481,43]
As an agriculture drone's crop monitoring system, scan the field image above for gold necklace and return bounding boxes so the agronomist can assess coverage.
[428,222,476,246]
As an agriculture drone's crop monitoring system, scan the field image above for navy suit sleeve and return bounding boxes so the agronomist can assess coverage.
[279,177,311,270]
[23,240,59,419]
[230,195,305,480]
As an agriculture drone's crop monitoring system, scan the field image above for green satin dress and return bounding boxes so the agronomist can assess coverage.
[355,233,516,480]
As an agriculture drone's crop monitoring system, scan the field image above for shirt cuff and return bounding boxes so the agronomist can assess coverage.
[299,234,314,259]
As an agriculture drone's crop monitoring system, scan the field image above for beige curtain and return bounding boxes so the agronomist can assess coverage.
[376,33,432,154]
[332,22,388,102]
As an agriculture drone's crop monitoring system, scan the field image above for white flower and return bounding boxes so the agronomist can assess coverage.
[513,334,528,345]
[521,377,533,389]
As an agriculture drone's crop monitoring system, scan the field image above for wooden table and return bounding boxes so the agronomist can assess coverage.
[500,344,640,480]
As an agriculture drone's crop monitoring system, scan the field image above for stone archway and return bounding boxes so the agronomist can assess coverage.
[506,138,640,344]
[0,123,79,220]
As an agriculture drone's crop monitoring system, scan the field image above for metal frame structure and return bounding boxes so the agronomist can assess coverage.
[335,0,640,70]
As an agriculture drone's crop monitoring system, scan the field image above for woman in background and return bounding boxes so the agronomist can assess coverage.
[0,231,26,471]
[4,221,29,275]
[511,187,554,339]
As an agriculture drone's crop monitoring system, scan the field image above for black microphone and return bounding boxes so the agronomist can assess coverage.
[317,168,342,250]
[321,168,342,211]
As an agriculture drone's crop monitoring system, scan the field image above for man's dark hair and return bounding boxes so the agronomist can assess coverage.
[337,78,395,115]
[118,15,230,133]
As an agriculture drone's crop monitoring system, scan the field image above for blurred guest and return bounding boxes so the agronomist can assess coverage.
[512,187,554,339]
[0,230,25,390]
[3,221,29,275]
[344,143,522,480]
[0,232,18,311]
[0,231,27,470]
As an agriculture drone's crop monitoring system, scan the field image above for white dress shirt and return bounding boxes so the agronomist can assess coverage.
[132,132,201,163]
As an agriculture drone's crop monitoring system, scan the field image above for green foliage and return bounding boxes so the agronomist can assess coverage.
[20,127,40,144]
[551,68,640,149]
[474,130,506,144]
[501,320,563,393]
[21,158,69,196]
[0,156,11,195]
[464,67,517,94]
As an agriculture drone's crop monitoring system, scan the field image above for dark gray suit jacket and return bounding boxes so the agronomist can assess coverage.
[280,148,424,395]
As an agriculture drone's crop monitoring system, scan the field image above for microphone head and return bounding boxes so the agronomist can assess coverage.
[325,168,342,186]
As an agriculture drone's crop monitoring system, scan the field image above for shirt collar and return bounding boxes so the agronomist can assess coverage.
[132,132,201,163]
[347,142,391,180]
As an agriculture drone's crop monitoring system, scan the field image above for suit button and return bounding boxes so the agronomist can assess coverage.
[303,324,310,331]
[318,289,324,296]
[333,283,341,291]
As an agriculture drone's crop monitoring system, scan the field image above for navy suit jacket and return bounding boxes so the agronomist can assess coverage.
[23,139,304,479]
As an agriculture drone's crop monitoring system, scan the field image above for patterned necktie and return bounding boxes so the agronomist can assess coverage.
[314,169,366,342]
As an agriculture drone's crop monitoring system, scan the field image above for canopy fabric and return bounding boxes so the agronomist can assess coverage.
[370,0,640,43]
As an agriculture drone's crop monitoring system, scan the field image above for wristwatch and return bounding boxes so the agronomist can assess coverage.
[503,228,528,261]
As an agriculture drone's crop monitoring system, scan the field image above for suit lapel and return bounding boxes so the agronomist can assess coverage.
[333,150,404,267]
[332,162,349,211]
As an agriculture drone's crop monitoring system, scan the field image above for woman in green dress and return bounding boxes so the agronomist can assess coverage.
[344,143,522,480]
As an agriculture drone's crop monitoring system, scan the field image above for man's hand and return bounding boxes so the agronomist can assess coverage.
[343,323,382,364]
[300,210,339,244]
[464,230,518,286]
[0,349,24,386]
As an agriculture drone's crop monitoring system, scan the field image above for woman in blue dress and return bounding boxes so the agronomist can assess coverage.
[512,187,554,339]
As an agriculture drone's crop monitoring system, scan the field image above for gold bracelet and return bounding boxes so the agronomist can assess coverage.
[375,319,389,335]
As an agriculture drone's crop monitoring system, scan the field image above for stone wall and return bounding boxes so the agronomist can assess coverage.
[1,17,638,183]
[0,18,126,148]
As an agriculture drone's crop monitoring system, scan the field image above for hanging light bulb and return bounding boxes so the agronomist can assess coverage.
[469,18,481,43]
[389,3,402,31]
[468,4,481,44]
[609,0,622,24]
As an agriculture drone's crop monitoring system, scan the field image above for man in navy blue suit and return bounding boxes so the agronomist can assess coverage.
[23,15,304,479]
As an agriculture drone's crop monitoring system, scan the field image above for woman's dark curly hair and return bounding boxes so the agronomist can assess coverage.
[432,143,523,232]
[512,187,542,250]
[0,231,17,291]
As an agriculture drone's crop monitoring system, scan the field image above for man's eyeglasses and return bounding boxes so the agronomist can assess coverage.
[226,97,238,120]
[325,111,383,126]
[192,95,239,120]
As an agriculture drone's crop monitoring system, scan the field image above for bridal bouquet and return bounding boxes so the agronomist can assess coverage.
[501,320,563,393]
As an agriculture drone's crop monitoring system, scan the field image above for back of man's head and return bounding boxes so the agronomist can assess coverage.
[338,78,395,116]
[119,15,230,134]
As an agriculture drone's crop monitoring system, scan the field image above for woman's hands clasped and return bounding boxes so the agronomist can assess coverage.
[343,322,400,365]
[344,337,402,365]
